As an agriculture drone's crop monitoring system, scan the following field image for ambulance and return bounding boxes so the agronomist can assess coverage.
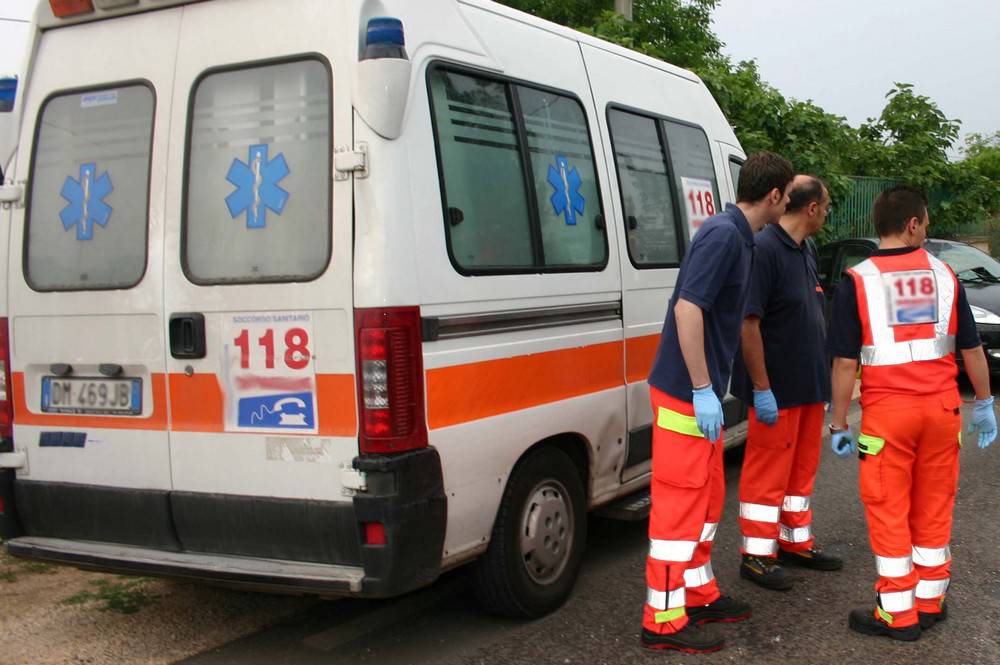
[0,0,746,617]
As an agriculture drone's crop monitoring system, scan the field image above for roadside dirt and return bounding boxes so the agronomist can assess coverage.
[0,546,315,665]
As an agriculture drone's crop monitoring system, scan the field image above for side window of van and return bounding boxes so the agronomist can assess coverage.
[429,66,607,273]
[662,120,721,237]
[184,58,331,284]
[728,158,743,195]
[25,83,154,291]
[608,109,682,267]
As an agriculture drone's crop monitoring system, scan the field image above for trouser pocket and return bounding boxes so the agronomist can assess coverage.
[654,406,713,489]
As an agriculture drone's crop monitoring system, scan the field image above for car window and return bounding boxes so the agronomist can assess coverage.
[184,58,331,284]
[926,241,1000,281]
[817,243,837,286]
[839,243,874,276]
[25,83,154,290]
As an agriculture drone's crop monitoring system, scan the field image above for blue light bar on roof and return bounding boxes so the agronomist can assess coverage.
[0,77,17,113]
[362,17,408,61]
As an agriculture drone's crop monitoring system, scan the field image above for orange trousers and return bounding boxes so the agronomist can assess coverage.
[738,403,825,556]
[643,387,725,635]
[859,392,960,629]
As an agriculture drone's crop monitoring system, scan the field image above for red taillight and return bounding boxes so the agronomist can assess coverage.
[354,307,427,454]
[50,0,94,17]
[364,522,387,545]
[0,318,12,439]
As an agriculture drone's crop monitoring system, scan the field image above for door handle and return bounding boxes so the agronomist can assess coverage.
[169,313,206,359]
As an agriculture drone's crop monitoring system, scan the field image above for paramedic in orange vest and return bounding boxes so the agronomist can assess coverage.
[828,185,997,641]
[731,175,842,591]
[641,151,794,653]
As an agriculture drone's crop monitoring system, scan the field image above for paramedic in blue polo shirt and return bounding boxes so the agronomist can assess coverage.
[731,175,842,592]
[640,151,794,654]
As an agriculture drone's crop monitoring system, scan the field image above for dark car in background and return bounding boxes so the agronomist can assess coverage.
[817,238,1000,369]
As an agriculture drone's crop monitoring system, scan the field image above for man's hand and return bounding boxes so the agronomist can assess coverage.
[692,386,724,443]
[753,389,779,425]
[830,427,856,458]
[970,396,998,449]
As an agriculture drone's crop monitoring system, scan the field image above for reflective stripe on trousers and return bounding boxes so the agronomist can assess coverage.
[684,562,714,588]
[779,524,812,543]
[742,536,778,556]
[782,495,811,512]
[646,586,685,611]
[739,502,780,523]
[876,555,913,578]
[916,578,950,598]
[648,539,698,562]
[879,589,916,612]
[912,545,951,567]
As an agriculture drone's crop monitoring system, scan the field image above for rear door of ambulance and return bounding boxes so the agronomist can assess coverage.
[161,0,359,563]
[8,10,178,548]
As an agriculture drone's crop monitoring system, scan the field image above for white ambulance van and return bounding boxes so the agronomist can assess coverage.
[0,0,746,617]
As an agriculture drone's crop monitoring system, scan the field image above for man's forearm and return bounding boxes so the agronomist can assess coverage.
[830,357,858,428]
[675,298,710,388]
[961,346,992,400]
[741,317,770,390]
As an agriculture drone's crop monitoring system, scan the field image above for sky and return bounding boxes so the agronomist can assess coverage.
[711,0,1000,157]
[3,0,999,157]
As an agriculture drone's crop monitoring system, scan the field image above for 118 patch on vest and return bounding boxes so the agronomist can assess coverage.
[883,269,939,325]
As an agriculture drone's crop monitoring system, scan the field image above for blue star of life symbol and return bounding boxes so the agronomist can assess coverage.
[226,144,290,229]
[547,155,585,226]
[59,162,113,241]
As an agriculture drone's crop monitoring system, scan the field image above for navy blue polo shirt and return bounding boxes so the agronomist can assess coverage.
[827,246,980,358]
[731,223,831,408]
[648,204,755,402]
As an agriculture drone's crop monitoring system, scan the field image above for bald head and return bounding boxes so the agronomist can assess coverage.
[785,175,827,215]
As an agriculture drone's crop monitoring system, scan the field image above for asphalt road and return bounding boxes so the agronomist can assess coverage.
[181,382,1000,665]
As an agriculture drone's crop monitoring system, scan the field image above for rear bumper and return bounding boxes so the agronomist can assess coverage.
[6,447,447,598]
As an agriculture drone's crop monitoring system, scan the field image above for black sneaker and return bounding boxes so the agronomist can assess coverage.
[740,555,794,590]
[848,607,921,641]
[919,602,948,630]
[778,547,843,571]
[640,624,725,654]
[687,595,752,624]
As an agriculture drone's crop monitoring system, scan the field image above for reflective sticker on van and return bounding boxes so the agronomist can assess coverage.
[225,144,290,229]
[223,312,317,433]
[59,162,113,241]
[547,155,585,225]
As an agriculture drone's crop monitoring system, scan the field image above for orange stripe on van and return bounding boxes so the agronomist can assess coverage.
[167,372,357,435]
[425,341,623,429]
[12,372,168,430]
[168,373,225,433]
[625,334,660,384]
[316,373,357,436]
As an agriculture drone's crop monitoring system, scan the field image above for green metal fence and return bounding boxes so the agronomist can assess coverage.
[824,176,899,241]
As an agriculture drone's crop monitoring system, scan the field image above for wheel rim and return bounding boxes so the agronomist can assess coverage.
[518,478,574,585]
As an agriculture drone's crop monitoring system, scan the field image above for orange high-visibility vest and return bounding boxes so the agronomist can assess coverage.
[847,248,959,405]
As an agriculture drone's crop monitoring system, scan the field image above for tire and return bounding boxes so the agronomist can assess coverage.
[472,446,587,618]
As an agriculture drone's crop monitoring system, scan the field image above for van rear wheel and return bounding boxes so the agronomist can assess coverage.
[472,446,587,618]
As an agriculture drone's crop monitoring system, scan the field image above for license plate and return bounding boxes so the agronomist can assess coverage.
[41,377,142,415]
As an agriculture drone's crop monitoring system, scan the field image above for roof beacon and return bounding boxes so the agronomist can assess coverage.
[362,17,408,61]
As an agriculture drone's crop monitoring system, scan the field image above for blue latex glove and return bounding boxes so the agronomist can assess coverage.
[692,385,723,443]
[830,427,856,458]
[969,396,998,449]
[753,389,779,425]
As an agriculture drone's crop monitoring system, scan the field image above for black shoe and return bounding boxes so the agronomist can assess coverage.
[740,555,794,590]
[848,607,921,641]
[919,602,948,630]
[640,624,724,653]
[778,547,844,571]
[687,595,752,624]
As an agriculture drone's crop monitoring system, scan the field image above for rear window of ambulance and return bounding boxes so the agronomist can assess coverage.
[183,57,331,285]
[25,83,154,291]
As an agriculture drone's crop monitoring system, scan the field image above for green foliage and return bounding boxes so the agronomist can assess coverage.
[495,0,1000,241]
[62,577,159,614]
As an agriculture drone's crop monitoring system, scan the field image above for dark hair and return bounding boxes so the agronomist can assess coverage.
[737,151,794,203]
[872,185,928,237]
[785,176,827,214]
